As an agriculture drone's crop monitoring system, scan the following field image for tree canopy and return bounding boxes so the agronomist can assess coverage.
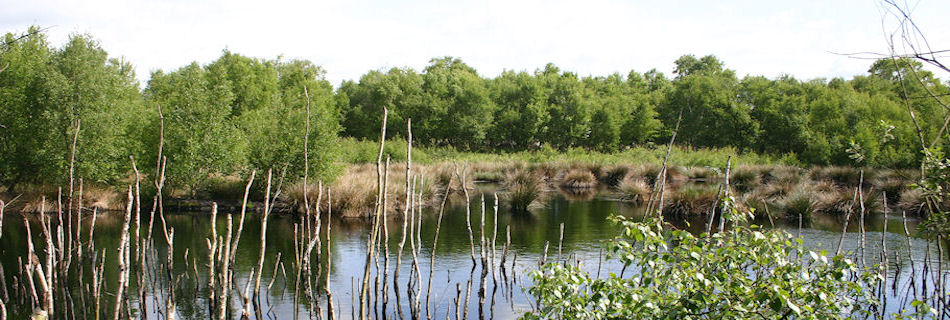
[2,27,947,194]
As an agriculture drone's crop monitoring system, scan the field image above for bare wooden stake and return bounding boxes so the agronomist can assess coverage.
[255,169,274,298]
[454,162,477,266]
[360,106,387,320]
[207,203,219,318]
[326,189,335,320]
[557,223,565,262]
[230,170,257,263]
[113,187,133,320]
[425,174,452,320]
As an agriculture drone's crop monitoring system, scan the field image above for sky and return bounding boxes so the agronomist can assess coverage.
[2,0,949,86]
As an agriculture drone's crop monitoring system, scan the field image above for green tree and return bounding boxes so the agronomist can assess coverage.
[145,63,246,194]
[240,59,340,181]
[339,67,423,140]
[421,57,494,148]
[0,28,59,187]
[538,63,590,149]
[487,70,548,150]
[0,28,146,187]
[205,51,280,117]
[54,34,148,184]
[740,75,811,156]
[662,55,756,149]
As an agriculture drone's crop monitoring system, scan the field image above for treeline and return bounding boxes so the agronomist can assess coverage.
[1,27,947,193]
[340,56,948,168]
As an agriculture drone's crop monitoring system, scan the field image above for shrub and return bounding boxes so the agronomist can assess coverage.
[525,212,879,319]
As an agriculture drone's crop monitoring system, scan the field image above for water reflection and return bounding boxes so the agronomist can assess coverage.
[0,186,947,319]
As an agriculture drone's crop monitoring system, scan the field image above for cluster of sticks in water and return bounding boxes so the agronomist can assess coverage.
[1,107,948,320]
[0,109,540,320]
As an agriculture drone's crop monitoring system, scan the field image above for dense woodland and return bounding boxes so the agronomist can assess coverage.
[2,27,948,193]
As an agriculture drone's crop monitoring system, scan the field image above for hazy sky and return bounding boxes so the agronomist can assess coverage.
[3,0,949,85]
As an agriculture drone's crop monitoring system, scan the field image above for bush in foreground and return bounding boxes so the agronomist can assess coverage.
[525,198,882,319]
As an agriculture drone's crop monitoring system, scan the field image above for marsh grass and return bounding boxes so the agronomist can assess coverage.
[729,166,762,193]
[598,165,630,187]
[8,183,122,212]
[617,176,651,204]
[777,186,816,220]
[558,169,597,189]
[663,184,719,217]
[897,188,933,216]
[203,174,252,201]
[504,168,545,214]
[82,185,121,211]
[810,166,866,187]
[684,166,720,183]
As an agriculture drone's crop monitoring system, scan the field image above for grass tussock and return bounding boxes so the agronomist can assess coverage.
[599,165,632,188]
[82,185,122,211]
[810,166,865,187]
[618,176,651,204]
[663,185,719,218]
[505,168,545,214]
[559,169,598,189]
[730,166,762,193]
[897,188,935,217]
[684,166,720,183]
[777,185,815,220]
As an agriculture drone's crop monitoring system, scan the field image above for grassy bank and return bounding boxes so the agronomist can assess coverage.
[3,138,927,222]
[338,137,798,168]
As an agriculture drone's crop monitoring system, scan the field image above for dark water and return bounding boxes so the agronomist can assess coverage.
[1,187,947,319]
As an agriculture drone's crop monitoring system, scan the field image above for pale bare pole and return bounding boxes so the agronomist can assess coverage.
[207,203,219,318]
[304,86,312,220]
[147,104,166,250]
[454,162,477,265]
[395,175,416,320]
[879,192,889,319]
[480,194,487,268]
[491,193,499,281]
[381,155,392,315]
[394,118,412,320]
[67,118,80,260]
[75,177,83,258]
[644,107,683,221]
[113,187,133,320]
[325,189,335,320]
[314,180,324,320]
[254,169,274,298]
[23,215,40,310]
[218,209,234,320]
[836,173,862,256]
[424,174,452,320]
[360,106,388,320]
[412,176,425,315]
[229,170,257,263]
[408,176,420,318]
[718,157,732,234]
